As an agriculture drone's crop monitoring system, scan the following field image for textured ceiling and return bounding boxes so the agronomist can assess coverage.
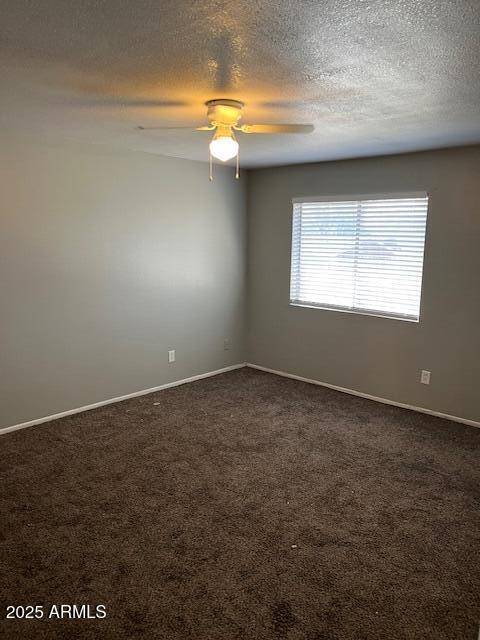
[1,0,479,167]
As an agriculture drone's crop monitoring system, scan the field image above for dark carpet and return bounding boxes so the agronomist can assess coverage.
[1,367,479,640]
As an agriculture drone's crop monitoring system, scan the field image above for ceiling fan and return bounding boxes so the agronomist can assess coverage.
[137,99,314,180]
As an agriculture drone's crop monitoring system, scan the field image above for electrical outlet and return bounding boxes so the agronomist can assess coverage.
[168,349,176,363]
[223,338,230,351]
[420,370,431,385]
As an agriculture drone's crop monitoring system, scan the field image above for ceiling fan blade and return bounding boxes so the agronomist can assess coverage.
[73,98,187,109]
[237,124,314,134]
[136,125,214,131]
[136,126,197,131]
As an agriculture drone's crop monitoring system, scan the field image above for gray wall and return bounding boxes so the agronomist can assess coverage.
[2,141,479,429]
[0,139,246,429]
[247,146,480,423]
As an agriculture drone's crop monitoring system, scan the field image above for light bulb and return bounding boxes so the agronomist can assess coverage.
[209,135,239,161]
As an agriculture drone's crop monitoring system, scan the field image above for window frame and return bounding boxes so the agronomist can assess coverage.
[289,191,429,323]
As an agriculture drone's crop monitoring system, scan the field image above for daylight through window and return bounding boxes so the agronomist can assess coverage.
[290,194,429,321]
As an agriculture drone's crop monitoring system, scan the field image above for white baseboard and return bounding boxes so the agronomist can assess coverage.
[0,363,246,436]
[4,361,478,436]
[246,363,480,429]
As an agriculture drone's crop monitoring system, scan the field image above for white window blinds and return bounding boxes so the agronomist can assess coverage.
[290,194,428,321]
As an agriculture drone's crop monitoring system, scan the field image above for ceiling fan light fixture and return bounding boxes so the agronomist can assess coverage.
[209,130,239,162]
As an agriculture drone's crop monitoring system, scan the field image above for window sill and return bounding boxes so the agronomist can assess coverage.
[289,301,420,323]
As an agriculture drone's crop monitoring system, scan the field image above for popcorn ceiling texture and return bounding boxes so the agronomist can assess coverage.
[1,368,479,639]
[1,0,479,166]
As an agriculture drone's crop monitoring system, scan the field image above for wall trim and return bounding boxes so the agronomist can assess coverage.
[0,363,247,436]
[246,363,480,429]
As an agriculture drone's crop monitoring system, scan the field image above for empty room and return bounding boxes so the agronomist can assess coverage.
[1,1,479,639]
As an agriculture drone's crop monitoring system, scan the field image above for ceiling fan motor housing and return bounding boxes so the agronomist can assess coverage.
[206,99,244,128]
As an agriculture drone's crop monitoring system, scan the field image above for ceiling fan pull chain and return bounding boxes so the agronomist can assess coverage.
[209,150,213,181]
[235,148,240,179]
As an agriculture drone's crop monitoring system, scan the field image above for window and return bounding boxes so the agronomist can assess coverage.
[290,194,428,321]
